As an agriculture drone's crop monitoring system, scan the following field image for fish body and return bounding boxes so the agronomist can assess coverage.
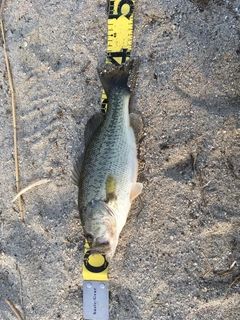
[75,62,143,261]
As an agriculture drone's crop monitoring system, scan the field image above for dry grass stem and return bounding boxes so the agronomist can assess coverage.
[230,274,240,287]
[5,300,24,320]
[201,252,212,277]
[16,263,23,307]
[12,178,50,202]
[0,0,5,15]
[229,260,236,270]
[0,1,24,222]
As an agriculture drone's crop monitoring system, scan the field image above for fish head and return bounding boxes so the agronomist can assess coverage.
[83,200,118,261]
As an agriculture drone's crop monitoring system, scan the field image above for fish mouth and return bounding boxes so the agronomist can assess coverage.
[89,237,111,255]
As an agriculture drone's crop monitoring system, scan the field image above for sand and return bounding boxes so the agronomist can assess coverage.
[0,0,239,319]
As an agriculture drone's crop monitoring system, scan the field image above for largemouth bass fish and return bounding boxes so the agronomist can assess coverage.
[74,61,143,262]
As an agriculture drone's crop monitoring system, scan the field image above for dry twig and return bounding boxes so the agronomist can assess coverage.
[0,0,24,221]
[5,300,24,320]
[230,274,240,287]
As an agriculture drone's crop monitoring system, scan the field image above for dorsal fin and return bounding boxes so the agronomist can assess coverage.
[72,152,84,186]
[72,113,104,186]
[84,112,104,148]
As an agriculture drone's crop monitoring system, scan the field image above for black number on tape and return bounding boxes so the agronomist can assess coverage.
[109,0,134,20]
[101,98,108,112]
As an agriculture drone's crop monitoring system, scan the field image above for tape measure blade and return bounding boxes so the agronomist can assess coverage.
[101,0,135,112]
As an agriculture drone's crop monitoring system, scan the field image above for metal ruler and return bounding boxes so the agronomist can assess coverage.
[82,1,136,319]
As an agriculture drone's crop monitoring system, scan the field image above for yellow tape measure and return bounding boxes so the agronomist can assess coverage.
[82,2,135,318]
[101,0,135,112]
[106,0,134,64]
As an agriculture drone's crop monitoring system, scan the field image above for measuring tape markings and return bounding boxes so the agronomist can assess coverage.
[107,0,134,65]
[101,0,135,111]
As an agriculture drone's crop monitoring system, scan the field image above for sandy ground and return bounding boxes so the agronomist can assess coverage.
[0,0,240,319]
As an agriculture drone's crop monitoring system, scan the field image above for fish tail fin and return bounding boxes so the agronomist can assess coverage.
[97,60,135,96]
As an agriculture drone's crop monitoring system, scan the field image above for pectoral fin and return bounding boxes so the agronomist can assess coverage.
[130,182,143,202]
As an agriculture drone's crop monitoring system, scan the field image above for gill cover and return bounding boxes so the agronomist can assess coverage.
[82,200,117,259]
